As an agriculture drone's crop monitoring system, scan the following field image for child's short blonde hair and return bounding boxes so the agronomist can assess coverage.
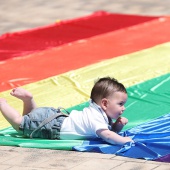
[90,77,127,103]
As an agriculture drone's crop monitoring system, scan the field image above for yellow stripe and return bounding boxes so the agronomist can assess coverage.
[0,42,170,129]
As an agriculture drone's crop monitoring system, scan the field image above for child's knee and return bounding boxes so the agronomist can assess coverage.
[12,116,22,129]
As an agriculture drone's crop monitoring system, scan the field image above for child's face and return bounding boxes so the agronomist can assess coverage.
[102,91,127,119]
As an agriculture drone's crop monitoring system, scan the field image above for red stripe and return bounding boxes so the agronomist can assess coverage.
[0,11,158,60]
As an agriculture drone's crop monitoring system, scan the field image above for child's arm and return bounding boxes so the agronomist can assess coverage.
[111,117,128,133]
[96,129,132,145]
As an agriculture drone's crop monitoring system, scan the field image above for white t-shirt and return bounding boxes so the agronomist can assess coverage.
[60,100,111,140]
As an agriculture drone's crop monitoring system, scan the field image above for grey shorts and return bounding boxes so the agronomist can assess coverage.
[19,107,67,139]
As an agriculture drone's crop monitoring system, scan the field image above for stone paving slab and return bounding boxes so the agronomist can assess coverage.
[1,1,170,169]
[0,146,170,170]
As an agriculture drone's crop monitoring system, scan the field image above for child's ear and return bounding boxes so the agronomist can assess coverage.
[101,98,108,111]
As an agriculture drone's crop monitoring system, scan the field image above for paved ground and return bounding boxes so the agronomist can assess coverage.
[0,146,170,170]
[0,1,170,169]
[1,0,170,35]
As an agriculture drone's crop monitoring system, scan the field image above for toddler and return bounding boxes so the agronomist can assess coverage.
[0,77,133,145]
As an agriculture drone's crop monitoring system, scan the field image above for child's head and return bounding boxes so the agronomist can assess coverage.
[90,77,127,119]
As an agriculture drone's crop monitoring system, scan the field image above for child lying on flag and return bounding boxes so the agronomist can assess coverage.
[0,77,133,145]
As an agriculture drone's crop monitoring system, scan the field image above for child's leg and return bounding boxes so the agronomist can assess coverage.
[10,88,37,115]
[0,98,22,131]
[0,88,37,131]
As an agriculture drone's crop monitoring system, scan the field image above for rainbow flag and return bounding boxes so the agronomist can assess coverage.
[0,11,170,162]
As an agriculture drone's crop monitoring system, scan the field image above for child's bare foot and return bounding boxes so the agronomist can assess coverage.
[10,88,33,101]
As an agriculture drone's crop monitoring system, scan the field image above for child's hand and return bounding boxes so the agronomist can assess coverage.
[112,117,128,133]
[116,117,128,126]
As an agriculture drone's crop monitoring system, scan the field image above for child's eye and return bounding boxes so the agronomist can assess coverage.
[119,102,124,106]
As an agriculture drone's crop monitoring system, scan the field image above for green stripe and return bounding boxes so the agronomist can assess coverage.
[0,127,83,150]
